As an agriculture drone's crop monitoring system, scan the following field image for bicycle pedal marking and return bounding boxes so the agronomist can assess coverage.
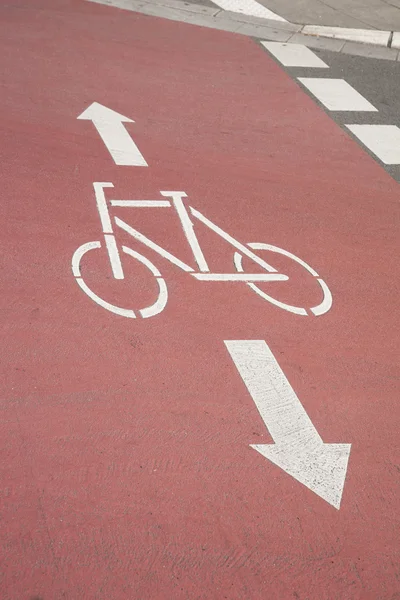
[72,182,333,319]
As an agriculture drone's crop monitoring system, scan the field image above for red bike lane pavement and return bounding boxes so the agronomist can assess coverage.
[0,1,399,598]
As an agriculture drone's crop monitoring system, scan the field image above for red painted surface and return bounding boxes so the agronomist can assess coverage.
[0,1,399,598]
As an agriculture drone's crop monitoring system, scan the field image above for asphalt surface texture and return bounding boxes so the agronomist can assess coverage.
[254,0,400,29]
[1,1,399,597]
[259,43,400,185]
[199,0,400,29]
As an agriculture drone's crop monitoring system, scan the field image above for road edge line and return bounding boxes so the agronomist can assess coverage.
[85,0,400,60]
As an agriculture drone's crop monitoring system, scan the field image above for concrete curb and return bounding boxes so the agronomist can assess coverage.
[87,0,400,60]
[302,26,391,47]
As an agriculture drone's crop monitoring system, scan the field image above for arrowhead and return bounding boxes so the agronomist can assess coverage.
[251,442,351,509]
[77,102,133,123]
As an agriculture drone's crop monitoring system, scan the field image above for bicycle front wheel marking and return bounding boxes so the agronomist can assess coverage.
[234,242,333,317]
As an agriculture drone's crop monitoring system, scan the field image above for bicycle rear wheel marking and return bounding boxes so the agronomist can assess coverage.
[122,246,168,318]
[76,276,137,318]
[72,242,168,319]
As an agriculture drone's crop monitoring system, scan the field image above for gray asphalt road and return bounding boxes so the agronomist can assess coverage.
[252,0,400,29]
[259,44,400,185]
[186,0,217,7]
[190,0,400,29]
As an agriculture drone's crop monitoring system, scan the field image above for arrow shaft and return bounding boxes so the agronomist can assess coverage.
[92,120,148,166]
[225,340,322,447]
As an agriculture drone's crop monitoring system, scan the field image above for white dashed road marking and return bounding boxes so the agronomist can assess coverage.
[297,78,378,112]
[261,42,329,68]
[345,125,400,165]
[211,0,287,21]
[261,42,399,171]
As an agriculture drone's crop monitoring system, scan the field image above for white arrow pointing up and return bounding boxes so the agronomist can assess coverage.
[77,102,148,166]
[225,340,351,509]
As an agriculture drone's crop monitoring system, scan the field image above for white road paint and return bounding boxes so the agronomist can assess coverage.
[76,275,137,318]
[72,241,168,318]
[93,183,125,279]
[110,200,171,208]
[302,25,391,47]
[234,242,332,316]
[94,182,115,234]
[345,124,400,165]
[105,234,124,279]
[77,102,148,166]
[139,274,168,318]
[72,241,136,318]
[72,240,100,278]
[73,182,333,319]
[211,0,286,21]
[261,42,329,68]
[189,207,277,273]
[310,279,332,316]
[163,191,210,273]
[115,216,194,273]
[298,78,377,112]
[122,246,168,318]
[192,273,288,281]
[225,340,351,509]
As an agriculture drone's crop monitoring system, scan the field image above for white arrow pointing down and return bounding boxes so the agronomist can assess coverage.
[225,340,351,509]
[77,102,148,166]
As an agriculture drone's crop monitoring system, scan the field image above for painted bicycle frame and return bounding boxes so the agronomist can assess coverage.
[72,182,332,319]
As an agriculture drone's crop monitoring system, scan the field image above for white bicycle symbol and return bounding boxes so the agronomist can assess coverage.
[72,182,332,319]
